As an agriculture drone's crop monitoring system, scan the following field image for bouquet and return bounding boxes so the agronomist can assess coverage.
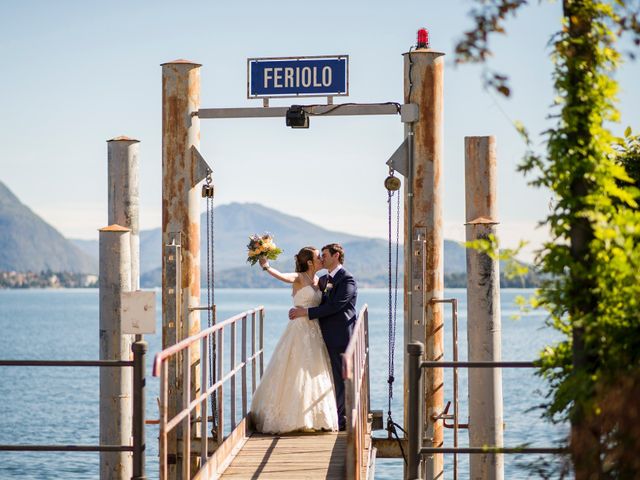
[246,233,283,266]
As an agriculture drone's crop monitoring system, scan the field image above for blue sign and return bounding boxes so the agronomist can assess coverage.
[248,56,348,98]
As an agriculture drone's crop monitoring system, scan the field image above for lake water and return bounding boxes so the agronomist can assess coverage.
[0,288,567,479]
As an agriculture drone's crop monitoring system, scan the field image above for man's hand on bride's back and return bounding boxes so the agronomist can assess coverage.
[289,307,305,320]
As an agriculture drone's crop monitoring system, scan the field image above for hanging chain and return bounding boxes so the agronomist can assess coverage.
[202,171,217,436]
[385,168,406,464]
[386,167,401,416]
[387,187,395,415]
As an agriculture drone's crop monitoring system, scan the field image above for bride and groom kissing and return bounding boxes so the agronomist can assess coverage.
[251,243,357,433]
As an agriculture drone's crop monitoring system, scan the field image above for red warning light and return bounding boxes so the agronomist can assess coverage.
[417,28,429,49]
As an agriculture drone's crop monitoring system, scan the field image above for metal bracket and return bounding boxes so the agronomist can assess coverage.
[190,146,213,188]
[400,103,419,123]
[411,227,427,326]
[432,401,469,429]
[164,234,182,337]
[386,136,410,177]
[166,231,183,247]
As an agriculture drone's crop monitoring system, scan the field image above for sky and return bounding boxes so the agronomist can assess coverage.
[1,1,639,262]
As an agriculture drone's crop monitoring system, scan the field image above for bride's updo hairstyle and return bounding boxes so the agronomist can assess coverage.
[294,246,316,273]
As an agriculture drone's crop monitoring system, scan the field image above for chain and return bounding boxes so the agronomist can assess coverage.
[203,170,217,435]
[387,187,394,416]
[386,174,406,464]
[387,181,400,417]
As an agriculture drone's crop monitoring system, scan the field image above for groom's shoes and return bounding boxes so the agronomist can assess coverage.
[339,424,346,432]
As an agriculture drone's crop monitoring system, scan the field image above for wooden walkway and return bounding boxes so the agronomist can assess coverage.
[154,305,374,479]
[219,432,347,479]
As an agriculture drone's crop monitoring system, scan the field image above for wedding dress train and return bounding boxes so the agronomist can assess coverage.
[250,285,339,433]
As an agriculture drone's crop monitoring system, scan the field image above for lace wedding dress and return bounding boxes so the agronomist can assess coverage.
[250,285,339,433]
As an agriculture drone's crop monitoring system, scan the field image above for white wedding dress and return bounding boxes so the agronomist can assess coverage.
[250,285,339,433]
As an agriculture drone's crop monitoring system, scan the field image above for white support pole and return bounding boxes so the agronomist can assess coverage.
[107,136,140,291]
[465,136,504,480]
[99,224,133,480]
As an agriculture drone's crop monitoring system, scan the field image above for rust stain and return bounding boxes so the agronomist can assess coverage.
[188,222,200,298]
[410,52,446,456]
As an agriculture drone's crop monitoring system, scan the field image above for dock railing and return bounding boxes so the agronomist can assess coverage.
[406,341,568,480]
[0,341,148,479]
[342,304,372,480]
[152,306,264,480]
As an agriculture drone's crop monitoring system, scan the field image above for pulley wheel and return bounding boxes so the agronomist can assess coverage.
[384,175,401,191]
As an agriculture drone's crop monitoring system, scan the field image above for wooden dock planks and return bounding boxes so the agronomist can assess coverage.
[219,432,347,479]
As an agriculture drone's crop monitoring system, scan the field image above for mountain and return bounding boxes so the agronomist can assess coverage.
[89,202,468,287]
[0,180,530,287]
[0,181,97,273]
[135,203,365,274]
[69,202,537,288]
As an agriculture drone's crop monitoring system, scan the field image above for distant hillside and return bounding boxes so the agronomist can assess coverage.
[69,202,537,288]
[136,203,365,274]
[0,182,97,273]
[80,202,468,287]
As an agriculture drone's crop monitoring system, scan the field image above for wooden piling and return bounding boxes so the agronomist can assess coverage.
[403,47,445,480]
[162,59,203,479]
[107,136,140,291]
[465,136,504,480]
[99,224,133,480]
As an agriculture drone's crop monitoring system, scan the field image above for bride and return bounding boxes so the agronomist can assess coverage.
[250,246,339,433]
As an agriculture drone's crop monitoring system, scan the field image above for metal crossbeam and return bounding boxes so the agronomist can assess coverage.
[421,361,535,368]
[420,447,567,455]
[197,103,401,119]
[0,360,133,367]
[0,445,134,452]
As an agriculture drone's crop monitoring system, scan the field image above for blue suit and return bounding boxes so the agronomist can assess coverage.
[307,267,357,428]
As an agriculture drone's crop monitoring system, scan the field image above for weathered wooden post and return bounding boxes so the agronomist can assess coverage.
[107,136,140,291]
[161,59,202,479]
[99,224,133,480]
[403,45,445,480]
[465,136,504,480]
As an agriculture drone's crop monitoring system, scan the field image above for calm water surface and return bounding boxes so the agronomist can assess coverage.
[0,288,566,479]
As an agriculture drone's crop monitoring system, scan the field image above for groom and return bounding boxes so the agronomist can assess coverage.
[289,243,357,431]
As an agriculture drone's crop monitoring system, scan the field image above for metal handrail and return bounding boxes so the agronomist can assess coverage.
[342,304,371,480]
[406,342,565,480]
[0,360,133,367]
[0,342,147,480]
[153,306,264,480]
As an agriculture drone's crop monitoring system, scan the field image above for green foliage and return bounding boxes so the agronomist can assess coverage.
[457,0,640,475]
[518,0,640,425]
[464,233,529,280]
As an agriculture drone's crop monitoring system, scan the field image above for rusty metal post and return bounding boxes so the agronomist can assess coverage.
[107,136,140,292]
[407,342,425,480]
[99,224,133,480]
[403,47,445,480]
[132,340,148,480]
[162,59,202,478]
[465,136,504,480]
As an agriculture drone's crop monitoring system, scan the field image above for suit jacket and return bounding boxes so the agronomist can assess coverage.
[307,267,357,350]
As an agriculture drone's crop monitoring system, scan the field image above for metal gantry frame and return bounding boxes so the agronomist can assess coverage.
[161,48,445,480]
